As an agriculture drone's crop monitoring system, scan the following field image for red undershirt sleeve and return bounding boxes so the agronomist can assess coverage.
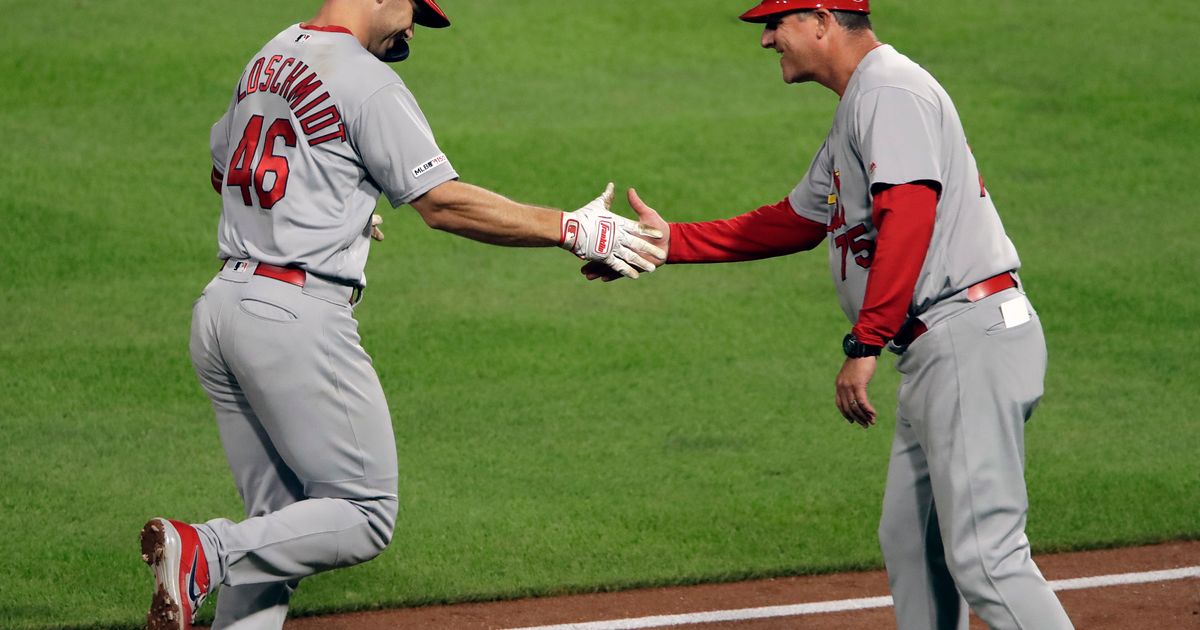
[667,198,827,264]
[851,182,939,347]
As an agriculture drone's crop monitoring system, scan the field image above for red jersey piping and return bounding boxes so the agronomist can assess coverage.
[299,23,355,36]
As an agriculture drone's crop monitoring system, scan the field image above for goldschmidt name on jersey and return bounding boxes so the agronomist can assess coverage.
[236,54,346,147]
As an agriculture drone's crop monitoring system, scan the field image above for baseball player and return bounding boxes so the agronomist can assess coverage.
[138,1,663,629]
[591,2,1075,628]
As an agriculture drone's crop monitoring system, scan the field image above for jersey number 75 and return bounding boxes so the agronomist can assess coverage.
[225,115,296,210]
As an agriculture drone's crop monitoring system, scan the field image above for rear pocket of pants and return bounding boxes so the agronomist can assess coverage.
[239,298,299,323]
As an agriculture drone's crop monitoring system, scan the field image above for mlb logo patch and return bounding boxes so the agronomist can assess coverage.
[296,34,311,44]
[232,261,250,273]
[412,153,448,178]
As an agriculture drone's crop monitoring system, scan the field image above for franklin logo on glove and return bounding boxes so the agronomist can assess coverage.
[596,219,613,255]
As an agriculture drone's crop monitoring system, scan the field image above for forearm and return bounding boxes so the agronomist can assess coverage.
[410,180,562,247]
[668,198,826,264]
[852,183,939,346]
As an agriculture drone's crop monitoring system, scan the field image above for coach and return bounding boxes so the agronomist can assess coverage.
[597,2,1076,628]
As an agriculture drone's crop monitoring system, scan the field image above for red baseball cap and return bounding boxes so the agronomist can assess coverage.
[414,0,451,28]
[739,0,870,23]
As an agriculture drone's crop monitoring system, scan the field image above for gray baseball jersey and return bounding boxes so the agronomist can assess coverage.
[209,24,459,287]
[787,45,1072,629]
[788,45,1020,327]
[188,23,461,629]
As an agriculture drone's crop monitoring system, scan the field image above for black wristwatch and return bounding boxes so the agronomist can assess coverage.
[843,333,883,358]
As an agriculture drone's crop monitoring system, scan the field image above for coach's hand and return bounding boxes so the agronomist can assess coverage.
[561,183,665,279]
[582,188,670,282]
[836,356,877,428]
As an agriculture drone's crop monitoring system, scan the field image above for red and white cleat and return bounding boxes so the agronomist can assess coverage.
[140,518,212,630]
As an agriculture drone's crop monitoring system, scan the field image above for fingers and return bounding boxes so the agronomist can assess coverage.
[837,386,867,427]
[638,222,667,240]
[600,182,615,210]
[574,185,668,280]
[581,262,624,282]
[628,188,665,230]
[627,188,669,263]
[628,187,654,217]
[835,357,878,428]
[835,380,876,428]
[845,387,875,428]
[636,223,663,239]
[607,256,639,279]
[622,232,667,261]
[856,391,877,426]
[617,246,656,274]
[835,388,856,426]
[370,214,385,241]
[844,392,874,427]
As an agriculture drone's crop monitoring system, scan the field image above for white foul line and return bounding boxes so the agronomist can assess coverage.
[1048,566,1200,592]
[506,566,1200,630]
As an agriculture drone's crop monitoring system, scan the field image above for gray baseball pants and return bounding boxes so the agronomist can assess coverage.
[880,287,1073,630]
[188,261,398,629]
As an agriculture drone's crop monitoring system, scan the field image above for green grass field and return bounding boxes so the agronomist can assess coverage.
[2,1,1198,628]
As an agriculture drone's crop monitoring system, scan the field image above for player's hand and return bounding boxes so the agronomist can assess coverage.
[836,356,877,428]
[370,214,385,241]
[560,183,665,279]
[582,187,671,282]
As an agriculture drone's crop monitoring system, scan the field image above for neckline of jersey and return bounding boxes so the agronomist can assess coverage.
[299,23,355,36]
[841,43,892,100]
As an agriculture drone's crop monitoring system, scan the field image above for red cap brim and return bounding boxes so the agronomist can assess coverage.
[739,0,869,23]
[415,0,450,28]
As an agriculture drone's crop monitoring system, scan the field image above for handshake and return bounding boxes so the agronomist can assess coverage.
[559,182,668,281]
[375,180,670,281]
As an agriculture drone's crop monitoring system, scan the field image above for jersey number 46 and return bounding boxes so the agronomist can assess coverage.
[226,115,296,210]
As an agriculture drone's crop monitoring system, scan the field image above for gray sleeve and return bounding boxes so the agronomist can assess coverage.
[210,95,236,173]
[788,139,834,225]
[350,83,459,207]
[856,87,943,190]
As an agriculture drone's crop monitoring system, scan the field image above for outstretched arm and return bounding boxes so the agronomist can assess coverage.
[666,195,826,263]
[410,180,665,279]
[409,180,562,247]
[583,189,826,281]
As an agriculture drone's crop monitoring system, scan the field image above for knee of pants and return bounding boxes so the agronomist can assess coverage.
[944,546,1003,600]
[878,511,922,566]
[340,496,398,566]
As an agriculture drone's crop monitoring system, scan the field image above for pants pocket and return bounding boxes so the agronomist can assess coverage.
[239,298,299,323]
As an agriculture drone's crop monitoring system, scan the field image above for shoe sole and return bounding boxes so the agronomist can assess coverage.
[140,519,186,630]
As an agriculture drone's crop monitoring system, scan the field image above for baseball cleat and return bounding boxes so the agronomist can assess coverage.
[140,518,212,630]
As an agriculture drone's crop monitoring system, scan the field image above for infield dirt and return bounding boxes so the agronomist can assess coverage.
[284,540,1199,629]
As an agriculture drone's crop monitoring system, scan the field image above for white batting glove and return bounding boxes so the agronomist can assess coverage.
[559,183,666,279]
